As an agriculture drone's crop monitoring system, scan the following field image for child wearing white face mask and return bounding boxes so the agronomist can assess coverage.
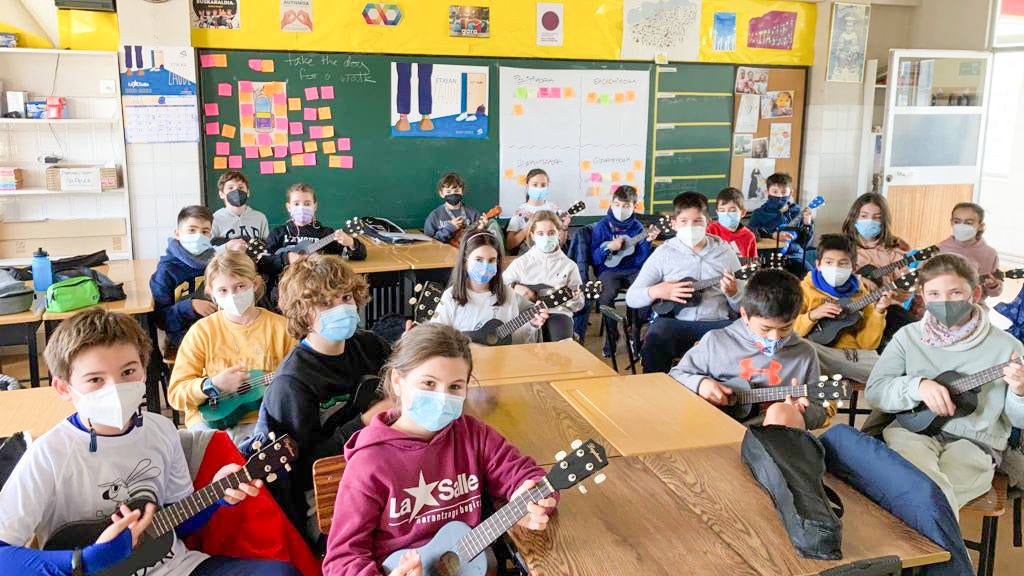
[168,251,296,442]
[795,234,892,383]
[504,211,583,342]
[939,202,1002,299]
[505,168,571,255]
[626,192,741,373]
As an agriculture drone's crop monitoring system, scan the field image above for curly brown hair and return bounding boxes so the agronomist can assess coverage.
[44,308,152,382]
[277,254,370,339]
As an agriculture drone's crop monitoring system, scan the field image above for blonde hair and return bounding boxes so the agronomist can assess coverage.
[917,253,979,290]
[382,324,473,408]
[286,182,316,203]
[44,308,151,382]
[526,210,562,236]
[277,254,370,339]
[204,250,265,301]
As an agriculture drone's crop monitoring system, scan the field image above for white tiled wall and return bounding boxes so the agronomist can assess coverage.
[802,103,866,234]
[128,142,202,259]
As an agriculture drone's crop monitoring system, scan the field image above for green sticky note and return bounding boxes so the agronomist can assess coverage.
[599,93,611,104]
[516,86,528,99]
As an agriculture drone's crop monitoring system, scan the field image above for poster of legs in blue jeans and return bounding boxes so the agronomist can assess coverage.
[390,62,489,139]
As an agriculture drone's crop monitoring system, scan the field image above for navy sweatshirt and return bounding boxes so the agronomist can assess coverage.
[590,210,652,276]
[149,239,215,348]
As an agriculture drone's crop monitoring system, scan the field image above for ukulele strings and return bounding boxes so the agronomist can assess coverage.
[214,373,272,400]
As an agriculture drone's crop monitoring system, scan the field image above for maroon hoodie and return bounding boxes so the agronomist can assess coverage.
[322,411,550,576]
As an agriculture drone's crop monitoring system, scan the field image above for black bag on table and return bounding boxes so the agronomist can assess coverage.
[741,424,844,561]
[55,267,126,302]
[2,250,110,281]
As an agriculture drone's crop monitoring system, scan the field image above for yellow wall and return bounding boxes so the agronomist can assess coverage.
[56,9,118,51]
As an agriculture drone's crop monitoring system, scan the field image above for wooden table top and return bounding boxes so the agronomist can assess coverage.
[465,382,620,466]
[640,445,950,574]
[552,373,747,455]
[389,241,458,270]
[42,259,159,320]
[756,237,782,250]
[471,340,617,386]
[0,297,42,325]
[347,247,411,274]
[0,386,74,438]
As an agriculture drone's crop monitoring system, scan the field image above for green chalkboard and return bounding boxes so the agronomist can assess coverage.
[198,50,653,229]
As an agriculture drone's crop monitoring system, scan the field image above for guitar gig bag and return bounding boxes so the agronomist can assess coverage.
[741,425,844,560]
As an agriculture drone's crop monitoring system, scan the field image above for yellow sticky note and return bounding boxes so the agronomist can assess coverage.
[262,60,275,73]
[273,161,286,174]
[599,199,610,209]
[512,104,524,116]
[626,171,636,182]
[241,133,255,146]
[259,146,273,158]
[516,174,527,185]
[221,124,236,139]
[588,186,600,196]
[586,92,597,104]
[322,141,337,155]
[288,98,302,111]
[322,126,334,138]
[611,171,622,181]
[581,160,591,171]
[273,104,287,117]
[633,159,643,170]
[304,141,317,153]
[318,107,332,120]
[627,91,637,102]
[503,168,514,179]
[614,93,626,104]
[240,117,254,129]
[238,91,253,104]
[273,133,287,146]
[292,154,305,167]
[329,155,342,168]
[213,157,228,170]
[564,87,575,98]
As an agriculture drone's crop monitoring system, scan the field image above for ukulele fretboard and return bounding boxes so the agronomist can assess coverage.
[949,358,1024,395]
[733,385,807,405]
[147,468,253,538]
[456,479,555,561]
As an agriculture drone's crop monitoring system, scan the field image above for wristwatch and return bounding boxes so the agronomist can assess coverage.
[71,547,85,576]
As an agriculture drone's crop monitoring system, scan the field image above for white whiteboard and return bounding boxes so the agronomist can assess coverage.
[499,67,650,217]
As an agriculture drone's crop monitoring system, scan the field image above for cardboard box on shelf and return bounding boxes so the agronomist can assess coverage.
[0,218,127,258]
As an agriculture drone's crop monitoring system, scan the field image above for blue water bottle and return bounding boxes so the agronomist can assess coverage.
[32,247,53,292]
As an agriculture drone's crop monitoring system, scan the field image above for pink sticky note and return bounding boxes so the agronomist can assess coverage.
[304,153,317,166]
[260,161,274,175]
[204,103,219,116]
[256,133,272,146]
[274,117,288,131]
[289,122,303,135]
[205,122,219,135]
[248,59,264,72]
[274,146,287,158]
[215,142,230,155]
[339,155,354,169]
[538,87,551,98]
[551,87,562,98]
[590,172,602,182]
[217,83,232,97]
[309,126,323,139]
[320,86,335,100]
[303,108,317,121]
[273,93,286,105]
[337,137,351,151]
[228,155,242,169]
[200,54,216,68]
[289,141,303,154]
[239,104,254,117]
[304,87,319,101]
[238,81,253,92]
[244,146,258,159]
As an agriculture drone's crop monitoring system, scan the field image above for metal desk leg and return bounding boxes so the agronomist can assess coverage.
[137,313,164,414]
[26,321,41,387]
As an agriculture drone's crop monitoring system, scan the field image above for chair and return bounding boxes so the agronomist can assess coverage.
[312,454,347,534]
[835,379,870,427]
[599,305,638,374]
[962,473,1008,576]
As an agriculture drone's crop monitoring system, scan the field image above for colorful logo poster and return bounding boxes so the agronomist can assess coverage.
[390,62,489,139]
[747,10,796,50]
[191,0,240,30]
[449,6,489,37]
[537,3,564,47]
[280,0,313,32]
[119,45,198,144]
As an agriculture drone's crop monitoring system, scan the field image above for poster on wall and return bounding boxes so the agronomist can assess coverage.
[449,6,490,37]
[735,66,768,94]
[751,137,768,158]
[735,93,760,133]
[621,0,701,62]
[119,45,199,144]
[239,81,289,148]
[826,2,871,83]
[741,158,775,209]
[768,123,791,158]
[712,12,736,51]
[390,63,489,139]
[732,134,752,157]
[536,3,564,47]
[191,0,240,30]
[280,0,313,32]
[761,91,794,118]
[499,67,650,216]
[747,10,797,50]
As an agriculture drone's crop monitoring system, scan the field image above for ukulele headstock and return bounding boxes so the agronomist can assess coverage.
[343,218,365,236]
[548,438,609,493]
[910,245,939,263]
[245,432,298,484]
[564,201,586,217]
[540,287,575,308]
[811,374,850,408]
[734,263,760,281]
[408,282,444,324]
[893,270,920,291]
[580,281,603,301]
[246,237,267,261]
[805,195,826,210]
[1001,268,1024,280]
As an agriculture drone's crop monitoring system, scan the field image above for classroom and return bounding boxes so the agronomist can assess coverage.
[1,0,1023,574]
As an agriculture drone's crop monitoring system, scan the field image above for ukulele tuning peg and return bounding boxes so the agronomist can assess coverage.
[819,375,828,383]
[832,374,843,381]
[267,473,278,483]
[284,464,292,472]
[408,297,417,305]
[414,283,423,292]
[252,440,262,450]
[594,473,607,485]
[268,432,277,441]
[578,485,588,495]
[570,439,583,450]
[835,401,844,409]
[554,450,567,462]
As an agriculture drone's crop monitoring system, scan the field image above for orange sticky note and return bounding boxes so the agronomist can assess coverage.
[586,92,597,103]
[261,60,275,73]
[599,199,610,209]
[626,171,636,182]
[512,104,524,116]
[304,141,317,153]
[292,154,305,167]
[240,117,255,130]
[213,157,228,170]
[273,133,287,146]
[259,146,273,158]
[318,107,332,120]
[329,155,342,168]
[241,133,255,146]
[615,93,626,104]
[633,159,643,170]
[503,168,514,179]
[273,104,287,117]
[564,87,575,98]
[288,98,302,111]
[322,141,337,155]
[221,124,236,139]
[516,174,527,185]
[273,160,286,174]
[588,186,600,196]
[238,91,254,104]
[611,171,622,181]
[581,160,592,171]
[322,126,334,138]
[627,91,637,102]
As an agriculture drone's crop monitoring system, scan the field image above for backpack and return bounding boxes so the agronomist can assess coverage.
[55,267,126,302]
[0,270,32,315]
[45,276,100,313]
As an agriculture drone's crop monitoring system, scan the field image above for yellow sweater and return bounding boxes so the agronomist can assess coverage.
[168,308,296,429]
[795,274,886,350]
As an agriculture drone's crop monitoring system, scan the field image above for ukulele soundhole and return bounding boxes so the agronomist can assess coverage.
[434,551,462,576]
[485,333,498,346]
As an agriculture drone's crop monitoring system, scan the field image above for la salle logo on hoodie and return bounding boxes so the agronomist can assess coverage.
[389,471,481,526]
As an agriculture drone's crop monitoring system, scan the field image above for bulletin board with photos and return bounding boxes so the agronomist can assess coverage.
[728,66,807,210]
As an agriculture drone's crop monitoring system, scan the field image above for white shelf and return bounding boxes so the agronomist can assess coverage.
[0,118,119,125]
[0,47,116,57]
[0,188,125,197]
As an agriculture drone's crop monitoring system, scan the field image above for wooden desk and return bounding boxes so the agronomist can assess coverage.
[390,241,458,270]
[552,373,746,455]
[641,445,950,574]
[757,237,782,250]
[471,340,617,386]
[464,382,620,466]
[0,298,44,386]
[41,259,160,320]
[0,386,74,438]
[347,249,411,274]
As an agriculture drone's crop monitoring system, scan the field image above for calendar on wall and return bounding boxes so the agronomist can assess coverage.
[120,45,200,144]
[122,96,200,144]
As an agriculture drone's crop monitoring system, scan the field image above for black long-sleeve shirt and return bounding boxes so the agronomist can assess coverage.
[264,219,368,275]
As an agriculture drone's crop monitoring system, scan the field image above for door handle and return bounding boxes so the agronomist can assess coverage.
[885,174,893,183]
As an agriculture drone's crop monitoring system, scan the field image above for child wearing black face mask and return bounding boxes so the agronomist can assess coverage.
[423,172,483,245]
[211,171,270,252]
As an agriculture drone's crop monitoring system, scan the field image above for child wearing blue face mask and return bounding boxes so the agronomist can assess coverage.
[707,187,758,260]
[150,205,218,359]
[670,269,830,429]
[747,172,814,275]
[505,169,571,255]
[432,230,548,344]
[322,323,556,575]
[254,255,392,542]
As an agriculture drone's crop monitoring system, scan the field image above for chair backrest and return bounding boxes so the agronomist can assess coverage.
[312,454,347,534]
[567,223,595,282]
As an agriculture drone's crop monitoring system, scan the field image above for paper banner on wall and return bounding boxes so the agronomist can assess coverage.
[119,45,199,144]
[621,0,701,61]
[735,93,760,133]
[732,133,752,157]
[191,0,240,30]
[389,62,488,139]
[281,0,313,32]
[536,3,564,47]
[239,81,289,148]
[741,158,775,209]
[761,91,794,119]
[698,0,817,65]
[769,123,791,159]
[747,11,797,50]
[499,67,650,217]
[712,12,736,51]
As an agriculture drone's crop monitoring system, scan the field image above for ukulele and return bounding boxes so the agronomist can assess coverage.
[408,281,445,325]
[448,206,503,249]
[980,268,1024,284]
[245,237,268,263]
[896,356,1024,435]
[275,218,365,257]
[776,195,825,251]
[720,374,850,420]
[739,252,784,269]
[651,263,764,318]
[463,283,601,346]
[197,370,275,430]
[856,245,938,282]
[601,215,672,269]
[44,434,297,576]
[561,200,586,219]
[805,270,920,347]
[517,280,603,303]
[381,438,609,576]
